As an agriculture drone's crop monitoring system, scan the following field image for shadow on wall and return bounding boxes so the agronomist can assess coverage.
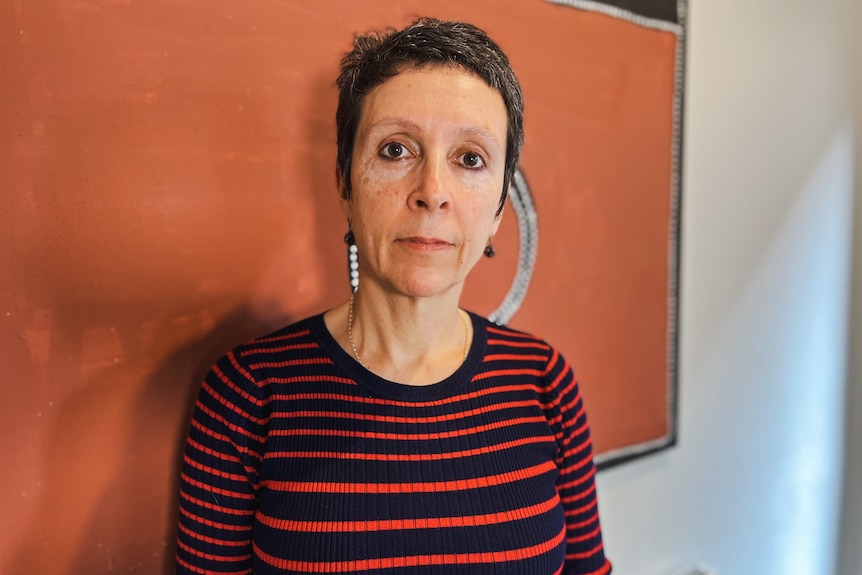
[8,304,289,575]
[1,0,401,570]
[4,36,342,573]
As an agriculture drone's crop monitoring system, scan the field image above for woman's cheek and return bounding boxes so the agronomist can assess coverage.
[362,165,411,197]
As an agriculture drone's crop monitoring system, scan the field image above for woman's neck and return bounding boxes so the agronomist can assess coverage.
[325,286,472,386]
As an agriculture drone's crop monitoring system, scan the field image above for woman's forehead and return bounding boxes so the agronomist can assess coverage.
[356,66,507,143]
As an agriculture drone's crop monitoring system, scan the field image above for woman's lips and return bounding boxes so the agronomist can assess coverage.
[397,236,454,252]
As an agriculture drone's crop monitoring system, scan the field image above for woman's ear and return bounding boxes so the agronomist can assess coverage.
[492,202,504,231]
[336,167,349,200]
[336,167,352,219]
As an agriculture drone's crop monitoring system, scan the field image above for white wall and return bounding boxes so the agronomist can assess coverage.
[595,1,858,574]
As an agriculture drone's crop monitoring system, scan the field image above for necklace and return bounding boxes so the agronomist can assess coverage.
[347,293,470,370]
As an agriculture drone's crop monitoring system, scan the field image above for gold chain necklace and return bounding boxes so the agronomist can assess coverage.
[347,293,470,370]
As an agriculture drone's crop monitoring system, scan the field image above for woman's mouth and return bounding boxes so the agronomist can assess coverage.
[397,236,454,252]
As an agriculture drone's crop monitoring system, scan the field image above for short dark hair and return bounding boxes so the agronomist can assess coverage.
[336,18,524,216]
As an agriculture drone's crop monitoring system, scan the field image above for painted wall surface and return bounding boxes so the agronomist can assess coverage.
[596,0,858,574]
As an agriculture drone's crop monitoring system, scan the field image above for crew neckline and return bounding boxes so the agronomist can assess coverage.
[309,311,487,402]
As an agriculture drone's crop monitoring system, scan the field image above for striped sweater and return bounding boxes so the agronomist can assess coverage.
[177,312,611,575]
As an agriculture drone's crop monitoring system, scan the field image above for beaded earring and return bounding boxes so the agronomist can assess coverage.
[344,227,359,292]
[484,242,496,258]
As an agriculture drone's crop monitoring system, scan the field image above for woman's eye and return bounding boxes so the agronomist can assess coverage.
[460,152,485,169]
[381,142,407,159]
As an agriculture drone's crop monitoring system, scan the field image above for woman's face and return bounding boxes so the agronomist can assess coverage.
[343,65,508,300]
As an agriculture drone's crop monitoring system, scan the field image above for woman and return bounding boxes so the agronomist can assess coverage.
[177,18,611,575]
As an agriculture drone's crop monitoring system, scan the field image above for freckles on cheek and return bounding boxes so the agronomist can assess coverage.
[363,180,392,204]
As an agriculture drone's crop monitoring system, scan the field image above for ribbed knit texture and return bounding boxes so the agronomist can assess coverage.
[177,312,611,575]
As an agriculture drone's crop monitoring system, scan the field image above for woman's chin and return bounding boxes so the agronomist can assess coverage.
[380,270,466,300]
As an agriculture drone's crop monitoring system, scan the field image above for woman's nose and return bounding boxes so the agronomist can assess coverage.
[409,158,452,211]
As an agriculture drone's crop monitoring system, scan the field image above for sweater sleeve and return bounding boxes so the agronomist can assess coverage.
[545,347,612,575]
[176,349,267,574]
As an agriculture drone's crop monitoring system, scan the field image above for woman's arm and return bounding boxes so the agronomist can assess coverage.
[176,350,266,574]
[545,348,612,575]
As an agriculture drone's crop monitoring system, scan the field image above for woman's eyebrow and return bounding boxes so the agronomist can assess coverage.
[366,117,422,135]
[457,126,504,148]
[367,118,503,147]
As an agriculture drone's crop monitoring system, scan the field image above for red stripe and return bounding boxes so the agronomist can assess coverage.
[264,435,554,463]
[212,362,265,408]
[487,338,549,350]
[486,325,538,339]
[202,378,268,426]
[265,374,358,386]
[179,505,253,532]
[178,521,251,547]
[473,368,546,381]
[565,509,601,531]
[483,353,549,362]
[186,436,242,464]
[567,522,603,544]
[252,328,311,344]
[561,435,593,463]
[189,419,261,464]
[177,555,251,575]
[552,350,573,380]
[180,490,255,516]
[270,381,553,409]
[548,404,586,435]
[256,494,559,533]
[559,418,590,452]
[560,484,598,509]
[248,357,334,370]
[184,453,248,483]
[557,465,597,492]
[241,341,319,355]
[177,538,251,562]
[270,415,546,441]
[227,352,263,393]
[565,540,606,560]
[557,381,584,416]
[253,525,565,572]
[260,460,556,494]
[543,357,571,406]
[194,401,266,444]
[559,413,588,445]
[485,327,549,346]
[274,398,538,425]
[560,446,593,476]
[181,472,255,501]
[265,376,571,417]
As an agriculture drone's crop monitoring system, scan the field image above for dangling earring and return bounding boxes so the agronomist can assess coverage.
[344,227,359,292]
[484,240,496,258]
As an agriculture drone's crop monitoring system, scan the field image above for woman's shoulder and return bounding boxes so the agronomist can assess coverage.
[470,313,554,355]
[245,314,322,346]
[216,313,327,369]
[470,313,575,387]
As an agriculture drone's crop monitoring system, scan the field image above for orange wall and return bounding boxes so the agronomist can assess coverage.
[1,1,676,572]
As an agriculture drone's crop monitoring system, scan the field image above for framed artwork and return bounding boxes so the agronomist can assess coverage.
[455,0,687,468]
[6,1,687,471]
